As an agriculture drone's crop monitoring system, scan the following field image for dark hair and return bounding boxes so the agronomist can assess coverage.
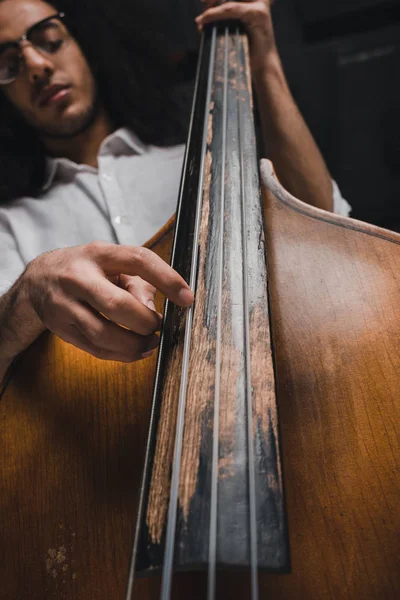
[0,0,190,204]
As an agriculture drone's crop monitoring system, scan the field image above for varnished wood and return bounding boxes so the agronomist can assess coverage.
[0,223,173,600]
[256,160,400,599]
[2,158,400,598]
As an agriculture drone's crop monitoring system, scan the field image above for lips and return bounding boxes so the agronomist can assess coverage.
[37,84,71,107]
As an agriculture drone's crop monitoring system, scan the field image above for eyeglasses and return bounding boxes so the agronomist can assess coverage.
[0,12,69,85]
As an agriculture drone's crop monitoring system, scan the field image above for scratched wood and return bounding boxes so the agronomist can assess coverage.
[133,25,288,576]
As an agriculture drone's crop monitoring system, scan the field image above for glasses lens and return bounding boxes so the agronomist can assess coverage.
[0,45,20,83]
[29,17,69,55]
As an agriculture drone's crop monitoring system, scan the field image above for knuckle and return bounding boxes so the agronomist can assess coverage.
[254,5,267,18]
[86,325,104,345]
[74,317,105,345]
[143,280,157,294]
[104,292,124,315]
[85,240,111,259]
[132,246,151,268]
[37,291,65,327]
[58,265,81,290]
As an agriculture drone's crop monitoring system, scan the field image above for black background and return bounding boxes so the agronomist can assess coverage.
[23,0,400,229]
[121,0,399,230]
[122,0,400,229]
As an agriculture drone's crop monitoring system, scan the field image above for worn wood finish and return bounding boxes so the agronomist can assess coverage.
[133,26,288,580]
[137,164,400,598]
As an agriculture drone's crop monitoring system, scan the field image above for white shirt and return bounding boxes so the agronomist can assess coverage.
[0,127,351,297]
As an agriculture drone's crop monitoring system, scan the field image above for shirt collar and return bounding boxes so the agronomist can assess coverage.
[42,127,147,191]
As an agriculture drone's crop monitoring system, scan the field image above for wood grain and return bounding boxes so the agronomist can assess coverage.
[0,222,173,600]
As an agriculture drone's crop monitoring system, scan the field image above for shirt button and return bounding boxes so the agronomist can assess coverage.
[101,173,112,182]
[114,215,130,225]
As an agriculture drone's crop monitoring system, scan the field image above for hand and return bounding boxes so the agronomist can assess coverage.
[196,0,277,76]
[23,241,193,362]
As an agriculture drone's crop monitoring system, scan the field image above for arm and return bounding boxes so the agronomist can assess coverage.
[0,278,45,383]
[252,51,333,211]
[0,243,193,385]
[196,0,334,211]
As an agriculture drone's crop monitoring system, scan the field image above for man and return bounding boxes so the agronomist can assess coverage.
[0,0,351,382]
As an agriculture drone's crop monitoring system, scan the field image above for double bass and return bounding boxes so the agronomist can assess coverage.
[1,21,399,600]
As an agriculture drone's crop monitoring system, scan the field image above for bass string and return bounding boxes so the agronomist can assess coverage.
[159,25,218,600]
[235,27,259,600]
[125,30,206,600]
[206,24,229,600]
[208,26,259,600]
[160,24,260,600]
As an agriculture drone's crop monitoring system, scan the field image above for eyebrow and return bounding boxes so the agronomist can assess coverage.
[0,14,59,52]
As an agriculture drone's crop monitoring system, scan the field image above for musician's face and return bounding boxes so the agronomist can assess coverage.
[0,0,98,138]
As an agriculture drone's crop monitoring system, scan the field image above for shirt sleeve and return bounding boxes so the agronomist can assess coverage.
[332,180,352,217]
[0,211,25,297]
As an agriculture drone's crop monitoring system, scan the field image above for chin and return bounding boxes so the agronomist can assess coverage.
[37,102,98,139]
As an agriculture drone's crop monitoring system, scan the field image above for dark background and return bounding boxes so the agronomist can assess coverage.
[90,1,400,229]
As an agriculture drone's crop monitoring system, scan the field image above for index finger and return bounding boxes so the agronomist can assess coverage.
[89,243,194,306]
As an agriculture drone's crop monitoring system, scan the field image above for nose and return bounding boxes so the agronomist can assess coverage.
[20,43,54,84]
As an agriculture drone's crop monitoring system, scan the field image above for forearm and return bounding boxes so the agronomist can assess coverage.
[0,275,45,382]
[253,51,333,212]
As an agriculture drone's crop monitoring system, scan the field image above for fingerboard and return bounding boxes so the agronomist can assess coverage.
[128,23,289,596]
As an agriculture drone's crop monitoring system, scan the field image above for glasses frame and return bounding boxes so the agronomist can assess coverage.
[0,12,67,85]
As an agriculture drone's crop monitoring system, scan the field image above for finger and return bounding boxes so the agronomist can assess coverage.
[119,275,160,314]
[74,275,162,336]
[60,326,156,362]
[64,302,160,360]
[196,2,248,26]
[88,243,194,307]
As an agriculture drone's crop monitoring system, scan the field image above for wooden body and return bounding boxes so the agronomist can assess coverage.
[0,220,173,600]
[1,161,400,598]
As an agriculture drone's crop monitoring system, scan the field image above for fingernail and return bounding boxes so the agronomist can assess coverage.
[178,287,194,306]
[146,299,156,311]
[141,350,154,359]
